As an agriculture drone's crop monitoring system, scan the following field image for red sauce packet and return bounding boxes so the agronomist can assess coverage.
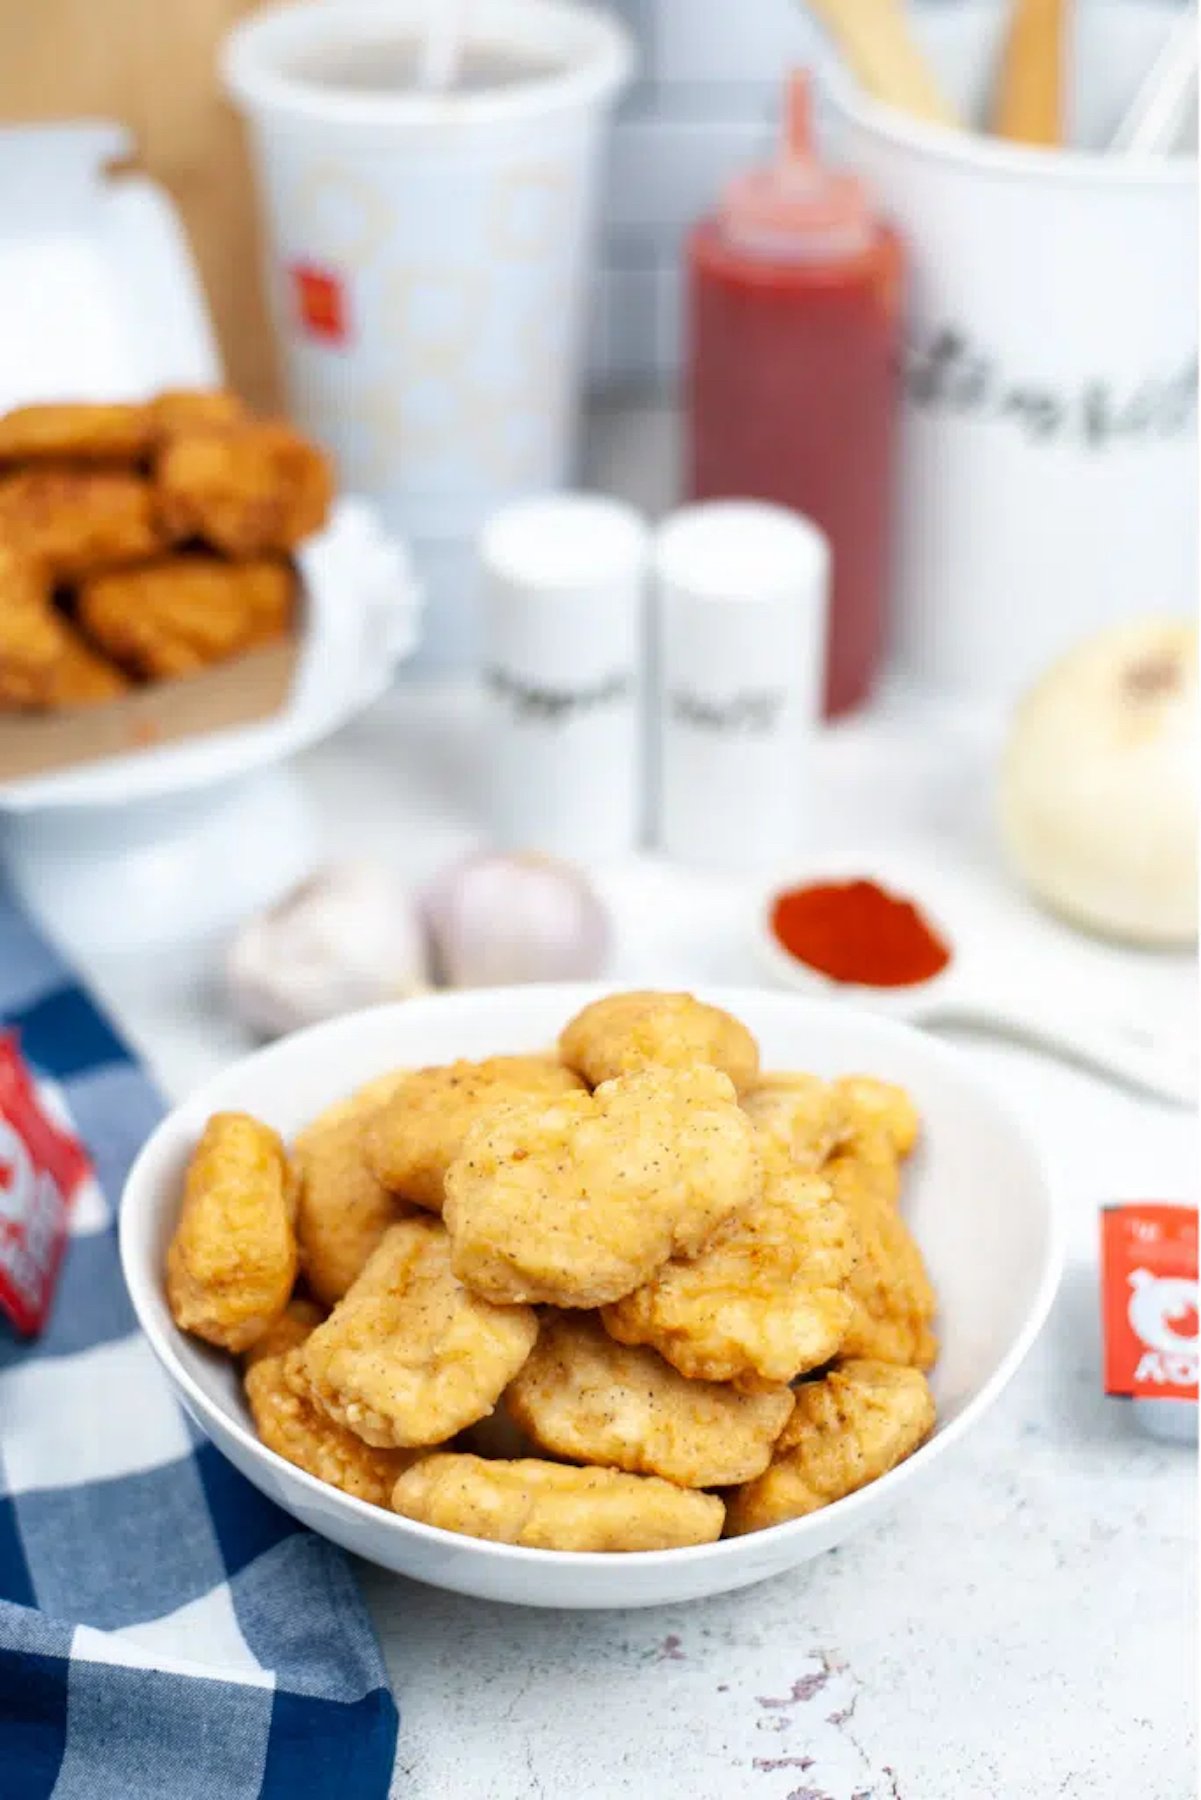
[0,1032,91,1336]
[1101,1203,1199,1403]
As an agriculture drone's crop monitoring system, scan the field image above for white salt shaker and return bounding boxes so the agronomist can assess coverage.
[652,501,829,869]
[479,494,650,858]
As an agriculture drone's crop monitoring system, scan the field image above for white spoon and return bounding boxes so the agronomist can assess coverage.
[756,896,1197,1108]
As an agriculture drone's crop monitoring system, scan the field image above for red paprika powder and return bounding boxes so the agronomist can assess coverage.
[770,879,951,988]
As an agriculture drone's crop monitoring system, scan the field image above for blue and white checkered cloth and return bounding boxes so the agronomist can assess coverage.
[0,885,398,1798]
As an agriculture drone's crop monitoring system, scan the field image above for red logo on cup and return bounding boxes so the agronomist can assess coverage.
[0,1034,91,1336]
[1101,1203,1199,1401]
[291,263,350,345]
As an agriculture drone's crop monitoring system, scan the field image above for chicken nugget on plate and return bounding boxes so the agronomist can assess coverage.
[507,1313,794,1488]
[157,420,332,555]
[0,546,64,705]
[77,554,294,679]
[39,630,131,708]
[246,1325,419,1506]
[741,1073,850,1171]
[243,1295,327,1369]
[0,400,153,465]
[828,1131,937,1368]
[835,1076,920,1163]
[293,1071,417,1306]
[724,1360,935,1535]
[150,389,249,440]
[365,1055,584,1214]
[297,1217,538,1449]
[443,1065,759,1309]
[166,1111,298,1353]
[391,1453,725,1551]
[0,468,165,578]
[603,1155,854,1387]
[559,990,760,1093]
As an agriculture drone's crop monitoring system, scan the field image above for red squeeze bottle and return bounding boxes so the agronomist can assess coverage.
[685,72,904,716]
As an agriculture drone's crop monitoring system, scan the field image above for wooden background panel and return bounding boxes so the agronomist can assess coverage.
[0,0,281,410]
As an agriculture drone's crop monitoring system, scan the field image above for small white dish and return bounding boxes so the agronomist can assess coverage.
[757,883,1197,1108]
[119,983,1062,1610]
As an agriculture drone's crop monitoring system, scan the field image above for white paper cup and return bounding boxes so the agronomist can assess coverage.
[224,0,633,669]
[823,0,1197,703]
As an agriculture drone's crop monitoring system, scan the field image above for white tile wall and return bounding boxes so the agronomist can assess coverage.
[591,0,825,386]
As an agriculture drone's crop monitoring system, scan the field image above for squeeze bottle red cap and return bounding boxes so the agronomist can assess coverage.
[719,71,873,262]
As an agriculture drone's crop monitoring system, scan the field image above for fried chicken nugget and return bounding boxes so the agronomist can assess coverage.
[0,400,153,465]
[243,1296,327,1369]
[829,1132,938,1369]
[507,1313,794,1488]
[391,1453,725,1551]
[741,1073,850,1171]
[443,1066,760,1309]
[150,390,248,439]
[77,555,294,680]
[835,1076,920,1163]
[293,1071,416,1306]
[366,1056,585,1214]
[0,469,165,577]
[0,550,130,709]
[297,1217,538,1448]
[243,1304,419,1506]
[166,1111,298,1353]
[559,991,760,1093]
[602,1156,855,1387]
[157,421,333,556]
[724,1360,935,1535]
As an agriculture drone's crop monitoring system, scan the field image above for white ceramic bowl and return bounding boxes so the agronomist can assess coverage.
[119,985,1062,1609]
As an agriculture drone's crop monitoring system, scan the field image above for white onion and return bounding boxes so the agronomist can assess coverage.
[225,860,430,1038]
[423,851,611,988]
[999,617,1198,946]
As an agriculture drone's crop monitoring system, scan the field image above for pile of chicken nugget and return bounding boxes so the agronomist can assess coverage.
[166,991,939,1552]
[0,391,332,710]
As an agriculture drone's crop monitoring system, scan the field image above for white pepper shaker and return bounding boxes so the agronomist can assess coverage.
[479,494,649,858]
[652,500,829,869]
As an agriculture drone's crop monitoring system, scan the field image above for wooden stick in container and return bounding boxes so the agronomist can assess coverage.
[992,0,1071,146]
[806,0,961,128]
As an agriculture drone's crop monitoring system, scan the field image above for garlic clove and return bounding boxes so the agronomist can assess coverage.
[226,859,430,1039]
[422,850,611,989]
[999,617,1198,947]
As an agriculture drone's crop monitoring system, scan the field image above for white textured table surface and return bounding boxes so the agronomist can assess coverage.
[69,676,1196,1800]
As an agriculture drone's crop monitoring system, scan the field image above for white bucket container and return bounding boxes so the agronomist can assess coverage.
[224,0,633,669]
[823,1,1197,703]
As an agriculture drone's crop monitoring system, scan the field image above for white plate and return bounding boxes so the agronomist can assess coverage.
[119,984,1062,1610]
[0,498,421,815]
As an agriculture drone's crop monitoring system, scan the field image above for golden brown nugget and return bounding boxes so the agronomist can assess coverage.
[149,389,249,440]
[443,1065,759,1309]
[246,1344,419,1507]
[157,421,333,556]
[293,1072,415,1307]
[559,990,760,1093]
[0,469,165,578]
[741,1073,850,1171]
[78,555,294,680]
[835,1076,920,1163]
[297,1218,538,1449]
[507,1313,794,1488]
[366,1056,585,1214]
[455,1394,542,1462]
[0,547,63,705]
[603,1158,855,1387]
[0,400,153,465]
[724,1360,935,1535]
[38,631,130,708]
[391,1454,725,1551]
[827,1133,937,1368]
[242,1296,327,1371]
[166,1112,298,1353]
